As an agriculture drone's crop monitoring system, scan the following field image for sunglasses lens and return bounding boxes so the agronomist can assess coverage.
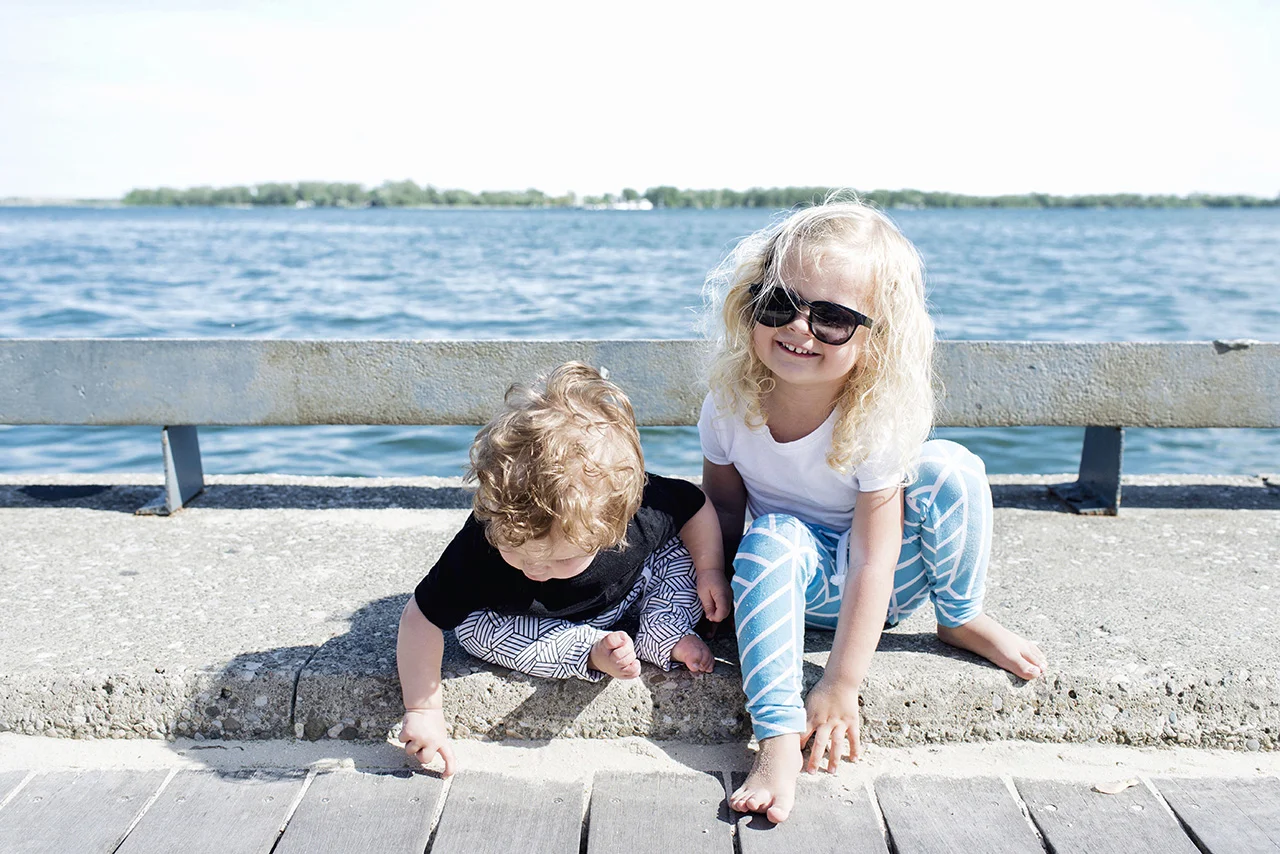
[751,285,868,344]
[754,290,797,327]
[809,305,858,345]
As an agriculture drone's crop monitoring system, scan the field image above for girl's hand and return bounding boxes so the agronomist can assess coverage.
[398,708,457,776]
[696,568,733,622]
[803,676,862,772]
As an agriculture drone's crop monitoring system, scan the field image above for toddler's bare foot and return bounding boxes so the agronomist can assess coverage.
[671,634,714,673]
[590,631,641,679]
[937,613,1047,680]
[729,732,802,824]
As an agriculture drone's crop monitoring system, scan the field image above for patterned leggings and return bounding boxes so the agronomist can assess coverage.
[733,439,992,739]
[454,537,703,682]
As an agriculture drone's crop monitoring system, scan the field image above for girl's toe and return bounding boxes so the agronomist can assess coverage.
[766,797,793,823]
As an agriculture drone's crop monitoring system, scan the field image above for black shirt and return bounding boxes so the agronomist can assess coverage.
[414,474,705,629]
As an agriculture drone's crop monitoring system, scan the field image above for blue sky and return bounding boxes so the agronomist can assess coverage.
[1,0,1276,198]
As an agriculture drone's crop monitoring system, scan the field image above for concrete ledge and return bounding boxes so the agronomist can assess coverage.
[3,474,1278,749]
[3,339,1278,427]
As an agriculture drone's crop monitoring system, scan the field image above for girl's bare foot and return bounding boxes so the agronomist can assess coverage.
[590,631,641,679]
[937,613,1047,680]
[729,732,802,824]
[671,634,715,673]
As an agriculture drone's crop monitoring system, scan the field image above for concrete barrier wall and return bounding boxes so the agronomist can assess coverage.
[2,338,1277,428]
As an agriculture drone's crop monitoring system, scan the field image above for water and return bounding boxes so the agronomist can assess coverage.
[2,206,1277,478]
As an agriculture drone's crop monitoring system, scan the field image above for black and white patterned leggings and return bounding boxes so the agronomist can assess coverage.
[453,537,702,682]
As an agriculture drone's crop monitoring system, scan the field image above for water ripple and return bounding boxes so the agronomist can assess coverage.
[1,206,1277,475]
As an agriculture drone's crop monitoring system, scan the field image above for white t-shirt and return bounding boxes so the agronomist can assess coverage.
[698,392,904,532]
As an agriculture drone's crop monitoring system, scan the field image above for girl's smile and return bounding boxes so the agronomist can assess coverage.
[776,340,817,357]
[751,253,872,394]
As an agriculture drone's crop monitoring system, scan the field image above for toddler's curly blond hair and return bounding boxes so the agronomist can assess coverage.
[468,362,646,553]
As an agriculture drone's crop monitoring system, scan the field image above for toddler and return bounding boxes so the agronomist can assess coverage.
[699,198,1047,822]
[398,361,732,773]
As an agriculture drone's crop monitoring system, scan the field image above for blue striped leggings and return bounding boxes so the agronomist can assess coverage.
[732,439,992,740]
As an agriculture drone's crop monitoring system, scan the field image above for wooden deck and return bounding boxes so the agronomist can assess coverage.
[1,766,1277,853]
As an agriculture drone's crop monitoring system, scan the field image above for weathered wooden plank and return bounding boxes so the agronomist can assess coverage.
[733,771,887,854]
[1155,777,1280,853]
[0,770,167,854]
[0,771,29,803]
[273,770,443,854]
[586,770,731,854]
[1016,778,1200,854]
[875,776,1043,854]
[115,769,306,854]
[430,771,583,854]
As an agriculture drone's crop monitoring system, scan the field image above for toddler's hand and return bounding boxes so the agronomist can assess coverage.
[696,568,733,622]
[398,708,457,776]
[803,676,862,772]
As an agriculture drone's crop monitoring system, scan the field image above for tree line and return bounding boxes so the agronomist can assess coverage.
[122,181,1280,209]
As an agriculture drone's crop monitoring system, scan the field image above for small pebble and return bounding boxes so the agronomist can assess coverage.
[1245,738,1261,752]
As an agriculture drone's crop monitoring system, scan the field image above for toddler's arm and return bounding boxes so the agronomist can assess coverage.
[805,485,903,771]
[396,598,457,776]
[701,458,748,568]
[680,498,731,622]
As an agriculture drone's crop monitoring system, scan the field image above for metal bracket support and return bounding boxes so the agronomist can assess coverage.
[1050,426,1124,515]
[136,425,206,515]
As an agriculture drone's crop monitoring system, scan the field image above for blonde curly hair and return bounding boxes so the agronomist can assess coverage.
[704,195,935,482]
[468,361,646,553]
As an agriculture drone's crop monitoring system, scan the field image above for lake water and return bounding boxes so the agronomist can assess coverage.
[1,206,1277,478]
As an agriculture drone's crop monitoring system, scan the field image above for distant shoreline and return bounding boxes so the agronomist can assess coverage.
[4,183,1279,210]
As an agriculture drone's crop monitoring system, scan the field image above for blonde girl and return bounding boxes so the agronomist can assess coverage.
[699,197,1046,823]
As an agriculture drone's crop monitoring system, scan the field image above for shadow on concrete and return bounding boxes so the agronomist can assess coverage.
[1,483,159,513]
[991,481,1280,512]
[7,481,1273,514]
[0,483,474,513]
[1113,483,1280,510]
[175,592,743,761]
[7,479,1276,515]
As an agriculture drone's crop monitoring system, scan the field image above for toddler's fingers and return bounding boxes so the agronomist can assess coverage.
[699,588,724,622]
[806,727,832,773]
[712,589,732,621]
[438,742,458,778]
[848,724,863,761]
[409,744,436,768]
[399,733,424,758]
[827,726,847,772]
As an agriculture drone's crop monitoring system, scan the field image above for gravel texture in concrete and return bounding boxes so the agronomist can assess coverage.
[2,473,1277,750]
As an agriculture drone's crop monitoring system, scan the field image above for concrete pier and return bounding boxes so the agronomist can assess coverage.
[2,473,1278,750]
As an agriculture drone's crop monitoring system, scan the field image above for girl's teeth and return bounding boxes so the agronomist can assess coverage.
[781,342,811,355]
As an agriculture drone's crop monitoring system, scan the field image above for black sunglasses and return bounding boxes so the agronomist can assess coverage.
[749,283,873,345]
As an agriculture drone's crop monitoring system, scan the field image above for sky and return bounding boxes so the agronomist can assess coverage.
[1,0,1277,199]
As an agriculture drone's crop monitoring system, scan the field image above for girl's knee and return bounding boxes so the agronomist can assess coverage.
[734,514,811,575]
[913,440,990,510]
[732,514,816,592]
[917,439,986,479]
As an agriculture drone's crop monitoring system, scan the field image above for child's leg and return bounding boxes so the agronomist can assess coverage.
[893,439,1046,679]
[729,513,837,823]
[633,537,709,671]
[453,576,647,682]
[732,514,837,737]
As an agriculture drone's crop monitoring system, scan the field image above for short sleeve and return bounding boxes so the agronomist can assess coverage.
[414,515,504,630]
[642,473,707,529]
[697,393,732,466]
[854,446,905,493]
